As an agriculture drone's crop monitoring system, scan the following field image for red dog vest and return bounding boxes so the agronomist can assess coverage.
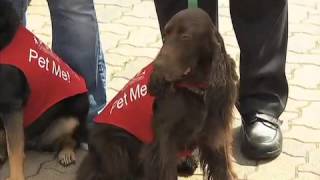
[95,63,155,144]
[95,63,196,157]
[0,26,88,127]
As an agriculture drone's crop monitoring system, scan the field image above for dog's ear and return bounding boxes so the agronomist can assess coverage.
[0,0,21,50]
[209,28,238,87]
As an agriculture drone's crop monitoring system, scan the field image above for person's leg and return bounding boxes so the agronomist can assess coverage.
[46,0,107,122]
[154,0,218,35]
[8,0,28,25]
[230,0,288,159]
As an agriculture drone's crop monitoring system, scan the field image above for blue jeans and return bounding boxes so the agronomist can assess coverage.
[11,0,107,121]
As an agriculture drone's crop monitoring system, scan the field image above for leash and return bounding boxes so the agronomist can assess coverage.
[188,0,198,8]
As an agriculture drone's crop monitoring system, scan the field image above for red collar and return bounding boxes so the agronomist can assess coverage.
[175,82,209,96]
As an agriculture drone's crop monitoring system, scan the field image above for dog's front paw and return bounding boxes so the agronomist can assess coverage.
[0,130,7,165]
[58,148,76,167]
[0,147,7,164]
[177,156,198,177]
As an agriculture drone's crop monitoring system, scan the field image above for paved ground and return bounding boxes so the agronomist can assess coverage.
[1,0,320,179]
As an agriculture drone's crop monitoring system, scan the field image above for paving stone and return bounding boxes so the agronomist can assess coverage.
[179,175,204,180]
[132,56,154,66]
[232,127,257,179]
[99,22,135,36]
[120,27,160,47]
[291,102,320,129]
[284,126,320,143]
[95,0,140,8]
[100,32,127,50]
[295,172,320,180]
[289,64,320,89]
[288,4,315,24]
[113,15,160,29]
[305,14,320,26]
[288,33,318,53]
[282,138,316,157]
[298,148,320,176]
[286,63,301,81]
[0,151,68,179]
[95,5,130,23]
[148,38,163,48]
[290,24,320,35]
[124,1,158,19]
[280,111,298,132]
[27,6,50,17]
[223,35,239,48]
[108,44,159,59]
[26,14,48,32]
[107,64,125,81]
[107,53,132,67]
[247,154,305,180]
[290,0,318,7]
[107,88,119,102]
[283,98,309,117]
[289,85,320,101]
[113,57,152,80]
[108,76,130,91]
[28,0,47,6]
[287,53,320,65]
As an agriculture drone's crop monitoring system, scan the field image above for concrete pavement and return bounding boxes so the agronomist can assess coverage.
[1,0,320,179]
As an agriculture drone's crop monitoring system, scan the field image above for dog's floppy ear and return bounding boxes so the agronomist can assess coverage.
[0,0,21,50]
[209,28,238,87]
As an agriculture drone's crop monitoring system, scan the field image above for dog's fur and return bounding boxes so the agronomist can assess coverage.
[0,1,89,180]
[77,8,238,180]
[141,8,238,180]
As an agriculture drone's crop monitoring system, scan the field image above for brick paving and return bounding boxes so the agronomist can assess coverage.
[1,0,320,179]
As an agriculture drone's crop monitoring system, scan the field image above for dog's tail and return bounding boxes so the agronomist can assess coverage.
[0,0,21,50]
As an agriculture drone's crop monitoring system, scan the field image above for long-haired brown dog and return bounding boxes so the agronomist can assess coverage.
[0,1,89,180]
[77,8,238,180]
[141,8,238,180]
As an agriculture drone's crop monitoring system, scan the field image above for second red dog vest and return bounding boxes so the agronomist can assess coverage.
[0,26,88,127]
[95,63,155,144]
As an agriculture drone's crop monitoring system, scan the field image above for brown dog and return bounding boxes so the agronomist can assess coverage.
[142,8,238,180]
[77,8,238,180]
[0,1,89,180]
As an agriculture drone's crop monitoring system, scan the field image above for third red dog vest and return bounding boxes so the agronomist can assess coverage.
[0,26,88,127]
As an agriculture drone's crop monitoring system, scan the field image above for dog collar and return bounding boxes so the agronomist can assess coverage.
[175,82,209,96]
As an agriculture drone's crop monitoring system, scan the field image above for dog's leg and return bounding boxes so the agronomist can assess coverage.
[2,110,25,180]
[37,117,79,147]
[0,129,8,164]
[36,117,79,166]
[199,140,237,180]
[57,135,77,166]
[142,137,178,180]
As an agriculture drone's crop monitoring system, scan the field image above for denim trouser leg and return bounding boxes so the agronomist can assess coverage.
[8,0,28,25]
[10,0,107,121]
[46,0,107,121]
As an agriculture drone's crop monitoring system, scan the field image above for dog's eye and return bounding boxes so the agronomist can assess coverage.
[181,34,191,40]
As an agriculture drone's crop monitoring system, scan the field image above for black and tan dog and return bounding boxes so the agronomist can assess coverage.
[77,8,238,180]
[0,1,89,180]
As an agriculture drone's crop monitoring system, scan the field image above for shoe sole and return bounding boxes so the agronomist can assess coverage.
[241,144,281,160]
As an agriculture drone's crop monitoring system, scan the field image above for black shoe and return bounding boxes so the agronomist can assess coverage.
[241,113,283,160]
